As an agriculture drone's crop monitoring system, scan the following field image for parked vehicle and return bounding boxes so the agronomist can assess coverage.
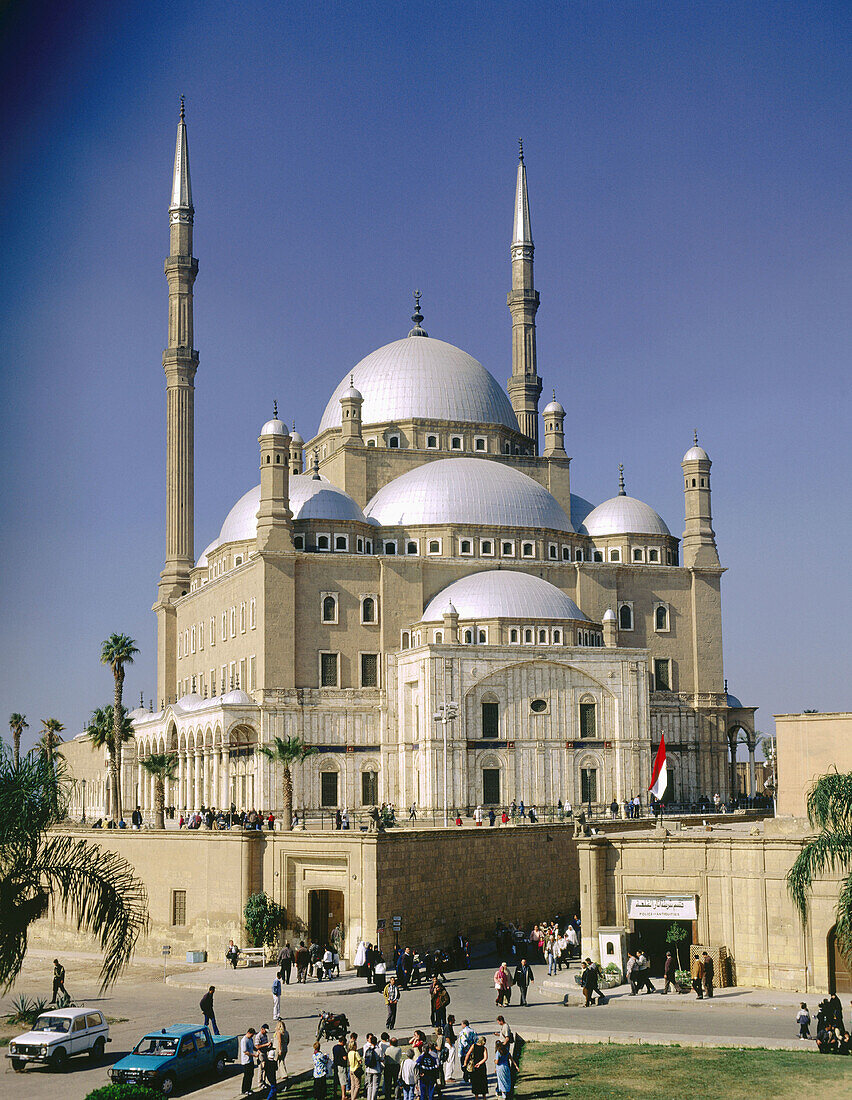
[109,1024,238,1096]
[317,1010,350,1042]
[6,1007,109,1072]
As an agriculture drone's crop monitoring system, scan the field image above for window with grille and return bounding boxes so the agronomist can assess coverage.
[361,597,376,623]
[580,768,597,804]
[321,772,339,807]
[361,653,378,687]
[580,701,597,739]
[655,605,669,631]
[361,771,378,806]
[172,889,187,926]
[654,659,671,691]
[483,769,501,805]
[481,701,499,738]
[322,595,337,623]
[619,604,633,630]
[320,652,339,687]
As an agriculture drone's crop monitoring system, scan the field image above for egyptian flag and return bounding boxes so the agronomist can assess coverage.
[649,735,667,800]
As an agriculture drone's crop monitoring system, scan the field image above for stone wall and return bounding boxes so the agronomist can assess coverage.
[776,712,852,818]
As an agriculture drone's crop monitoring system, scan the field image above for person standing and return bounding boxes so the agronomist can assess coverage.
[494,1040,517,1100]
[331,1037,349,1100]
[430,978,449,1029]
[494,961,512,1006]
[200,985,219,1035]
[415,1043,441,1100]
[347,1037,364,1100]
[691,952,704,999]
[255,1025,273,1091]
[240,1028,257,1096]
[296,941,311,983]
[797,1003,812,1039]
[512,958,534,1006]
[400,1048,418,1100]
[275,1021,289,1079]
[384,975,400,1029]
[363,1035,382,1100]
[272,972,283,1020]
[278,941,294,984]
[474,805,483,826]
[51,959,68,1004]
[443,1016,458,1083]
[409,803,417,821]
[465,1037,489,1100]
[313,1042,331,1100]
[131,806,142,829]
[701,951,715,998]
[383,1036,402,1100]
[662,951,676,994]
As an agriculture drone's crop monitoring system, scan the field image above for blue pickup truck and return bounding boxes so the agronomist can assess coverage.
[109,1024,238,1096]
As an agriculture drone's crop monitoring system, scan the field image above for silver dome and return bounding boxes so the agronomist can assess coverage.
[364,457,573,532]
[261,417,287,436]
[581,494,670,538]
[683,444,709,462]
[422,570,588,622]
[318,336,519,433]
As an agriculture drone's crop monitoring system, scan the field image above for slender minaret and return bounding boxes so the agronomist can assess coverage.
[507,140,542,452]
[160,97,198,598]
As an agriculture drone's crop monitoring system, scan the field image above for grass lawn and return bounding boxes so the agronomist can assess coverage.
[515,1042,852,1100]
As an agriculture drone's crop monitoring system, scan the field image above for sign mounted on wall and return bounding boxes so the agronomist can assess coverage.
[627,895,697,920]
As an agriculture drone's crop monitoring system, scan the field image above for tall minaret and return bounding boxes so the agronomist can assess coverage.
[681,433,720,568]
[507,140,542,452]
[160,97,198,597]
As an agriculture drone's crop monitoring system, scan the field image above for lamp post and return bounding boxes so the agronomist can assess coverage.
[81,778,87,824]
[433,658,458,827]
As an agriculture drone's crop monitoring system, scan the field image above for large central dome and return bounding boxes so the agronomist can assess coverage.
[318,335,519,434]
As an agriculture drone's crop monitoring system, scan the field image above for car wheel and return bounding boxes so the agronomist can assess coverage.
[10,1058,25,1073]
[161,1073,177,1096]
[215,1055,226,1076]
[89,1037,106,1060]
[50,1047,68,1070]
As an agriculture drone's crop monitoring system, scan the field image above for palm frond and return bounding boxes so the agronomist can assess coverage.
[787,831,852,922]
[140,752,178,780]
[833,871,852,961]
[805,773,852,832]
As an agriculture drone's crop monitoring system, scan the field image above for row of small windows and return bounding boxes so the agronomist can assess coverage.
[479,698,598,739]
[178,600,257,659]
[179,656,257,698]
[399,626,600,648]
[321,593,378,625]
[592,547,675,565]
[363,433,531,457]
[617,603,670,632]
[685,476,708,488]
[319,652,380,688]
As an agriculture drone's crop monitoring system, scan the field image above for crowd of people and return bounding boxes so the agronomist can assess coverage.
[799,994,852,1054]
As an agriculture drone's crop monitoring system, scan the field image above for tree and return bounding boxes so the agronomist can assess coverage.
[788,772,852,961]
[100,635,139,822]
[243,892,287,948]
[139,753,178,830]
[0,742,148,991]
[665,921,688,968]
[257,735,319,831]
[38,719,65,816]
[8,714,28,766]
[86,706,135,821]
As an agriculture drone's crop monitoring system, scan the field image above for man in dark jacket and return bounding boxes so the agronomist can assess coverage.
[701,951,715,998]
[295,941,310,983]
[662,951,676,994]
[512,958,534,1006]
[200,985,219,1034]
[580,960,602,1006]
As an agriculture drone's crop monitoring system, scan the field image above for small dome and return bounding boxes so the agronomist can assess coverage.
[261,417,287,436]
[726,692,743,709]
[422,570,588,623]
[365,457,573,532]
[602,608,617,622]
[543,398,564,416]
[683,444,709,462]
[445,601,458,616]
[581,495,670,538]
[290,429,304,445]
[318,336,519,433]
[175,693,205,711]
[221,689,253,706]
[341,384,363,402]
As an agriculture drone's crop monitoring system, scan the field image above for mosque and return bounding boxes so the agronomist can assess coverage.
[68,106,757,823]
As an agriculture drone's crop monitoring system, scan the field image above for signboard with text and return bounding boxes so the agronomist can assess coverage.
[377,919,386,932]
[626,895,697,920]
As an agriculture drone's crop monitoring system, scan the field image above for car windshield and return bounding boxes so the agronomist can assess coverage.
[135,1036,178,1056]
[34,1016,70,1033]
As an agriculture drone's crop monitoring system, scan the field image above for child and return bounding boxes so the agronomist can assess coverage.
[797,1002,811,1039]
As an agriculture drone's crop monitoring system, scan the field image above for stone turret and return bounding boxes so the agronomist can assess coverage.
[339,375,363,442]
[256,404,292,553]
[542,391,566,457]
[681,434,720,568]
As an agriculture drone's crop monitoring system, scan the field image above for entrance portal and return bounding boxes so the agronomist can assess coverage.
[630,919,692,978]
[308,889,345,948]
[828,926,852,994]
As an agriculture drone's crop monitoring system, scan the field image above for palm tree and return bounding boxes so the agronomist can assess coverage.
[86,706,135,821]
[0,741,148,991]
[258,736,319,830]
[100,634,139,822]
[140,753,178,829]
[788,772,852,961]
[8,714,27,765]
[39,719,65,816]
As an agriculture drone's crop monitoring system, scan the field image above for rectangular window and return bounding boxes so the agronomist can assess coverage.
[199,623,204,650]
[579,702,597,738]
[654,659,671,691]
[361,770,379,806]
[321,771,339,807]
[474,436,487,452]
[483,768,501,805]
[406,540,419,555]
[361,652,379,688]
[481,701,499,738]
[249,656,256,692]
[210,617,215,645]
[230,608,236,637]
[501,540,515,557]
[240,603,246,632]
[239,657,246,690]
[580,768,597,804]
[320,652,339,687]
[250,598,256,629]
[522,542,535,557]
[172,889,187,927]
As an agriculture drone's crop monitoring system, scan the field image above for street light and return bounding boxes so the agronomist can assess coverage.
[433,658,458,827]
[81,778,87,824]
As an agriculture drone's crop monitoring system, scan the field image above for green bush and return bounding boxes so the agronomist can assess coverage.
[244,891,287,947]
[85,1085,162,1100]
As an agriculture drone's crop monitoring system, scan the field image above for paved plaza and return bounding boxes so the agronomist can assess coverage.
[1,949,832,1100]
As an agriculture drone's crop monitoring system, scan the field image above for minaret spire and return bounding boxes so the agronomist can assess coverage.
[158,99,199,701]
[507,141,542,452]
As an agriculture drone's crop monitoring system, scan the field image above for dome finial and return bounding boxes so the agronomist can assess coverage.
[552,388,556,401]
[618,464,626,496]
[518,138,524,163]
[311,449,321,480]
[408,289,428,337]
[273,399,278,418]
[180,95,185,122]
[694,429,698,446]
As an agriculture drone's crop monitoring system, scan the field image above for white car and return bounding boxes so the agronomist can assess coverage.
[6,1007,109,1071]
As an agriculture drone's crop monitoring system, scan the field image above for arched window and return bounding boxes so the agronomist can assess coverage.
[401,631,410,650]
[317,535,330,550]
[619,604,633,630]
[580,766,598,804]
[463,629,474,644]
[460,539,472,555]
[481,696,499,738]
[538,628,548,643]
[361,770,379,806]
[655,605,669,631]
[509,628,519,644]
[362,597,376,623]
[553,628,562,644]
[524,628,533,644]
[322,595,337,623]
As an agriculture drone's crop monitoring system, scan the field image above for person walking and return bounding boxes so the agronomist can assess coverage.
[636,950,656,993]
[494,1040,517,1100]
[278,941,294,984]
[51,959,68,1004]
[384,975,400,1029]
[296,941,311,983]
[701,951,715,998]
[662,951,676,994]
[383,1036,402,1100]
[275,1021,289,1080]
[313,1042,332,1100]
[200,985,219,1035]
[691,952,704,999]
[465,1037,489,1100]
[797,1003,811,1039]
[512,958,534,1006]
[494,961,512,1006]
[240,1028,257,1096]
[625,952,638,994]
[272,972,283,1020]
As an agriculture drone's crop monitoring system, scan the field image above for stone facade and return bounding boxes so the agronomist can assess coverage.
[775,712,852,819]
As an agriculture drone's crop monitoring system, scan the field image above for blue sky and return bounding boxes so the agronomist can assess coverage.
[1,0,849,750]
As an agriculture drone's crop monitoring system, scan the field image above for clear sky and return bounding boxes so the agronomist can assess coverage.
[1,0,849,751]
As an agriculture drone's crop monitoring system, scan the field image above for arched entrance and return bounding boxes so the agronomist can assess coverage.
[828,926,852,994]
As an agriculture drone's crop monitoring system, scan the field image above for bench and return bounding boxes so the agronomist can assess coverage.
[238,947,268,967]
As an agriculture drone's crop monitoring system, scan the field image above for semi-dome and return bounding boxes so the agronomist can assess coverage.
[201,474,368,559]
[581,495,670,538]
[364,457,573,532]
[422,570,588,622]
[318,335,519,433]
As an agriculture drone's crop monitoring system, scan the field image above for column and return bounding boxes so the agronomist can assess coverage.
[136,763,143,814]
[212,747,220,810]
[177,752,185,809]
[194,749,202,807]
[747,739,757,798]
[220,747,230,808]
